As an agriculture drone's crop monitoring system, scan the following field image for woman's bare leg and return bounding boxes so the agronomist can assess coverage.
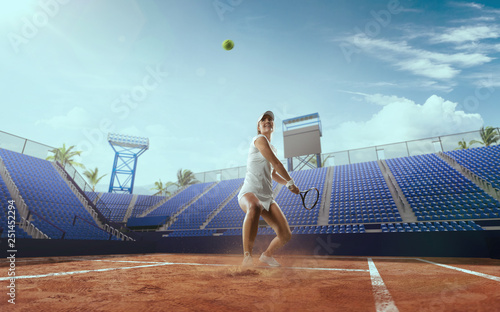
[238,193,262,255]
[260,202,292,257]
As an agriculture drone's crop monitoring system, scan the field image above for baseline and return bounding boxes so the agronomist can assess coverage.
[0,262,171,281]
[416,258,500,282]
[1,260,369,281]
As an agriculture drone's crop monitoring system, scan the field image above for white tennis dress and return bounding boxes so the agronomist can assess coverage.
[238,134,277,211]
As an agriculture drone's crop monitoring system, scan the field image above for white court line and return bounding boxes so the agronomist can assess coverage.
[93,260,369,272]
[306,256,419,260]
[71,259,164,264]
[0,260,369,281]
[96,260,369,272]
[13,258,164,264]
[0,262,172,281]
[416,258,500,282]
[14,255,418,263]
[274,266,368,272]
[368,258,399,312]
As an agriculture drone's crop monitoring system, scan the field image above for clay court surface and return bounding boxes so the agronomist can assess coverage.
[2,253,499,311]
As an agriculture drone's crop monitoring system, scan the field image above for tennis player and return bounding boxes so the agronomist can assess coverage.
[238,110,300,267]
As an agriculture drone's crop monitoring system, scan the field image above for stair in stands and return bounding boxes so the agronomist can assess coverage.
[96,192,104,204]
[51,162,134,241]
[438,152,500,202]
[200,183,243,229]
[378,160,417,222]
[317,166,334,225]
[52,163,105,229]
[139,185,189,217]
[159,182,218,231]
[123,194,138,223]
[0,156,48,239]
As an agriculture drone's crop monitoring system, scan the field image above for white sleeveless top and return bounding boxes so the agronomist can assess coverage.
[238,134,277,211]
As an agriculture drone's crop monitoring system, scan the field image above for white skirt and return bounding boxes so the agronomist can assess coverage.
[238,190,276,211]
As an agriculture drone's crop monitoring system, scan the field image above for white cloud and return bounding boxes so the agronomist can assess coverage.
[432,25,500,43]
[467,72,500,88]
[454,41,500,54]
[364,94,415,107]
[337,79,454,93]
[450,2,484,10]
[35,106,93,130]
[441,51,493,67]
[413,80,456,93]
[337,91,414,106]
[398,8,423,13]
[366,81,398,87]
[451,16,496,23]
[395,59,459,80]
[450,2,500,16]
[344,34,492,80]
[323,94,483,152]
[488,43,500,51]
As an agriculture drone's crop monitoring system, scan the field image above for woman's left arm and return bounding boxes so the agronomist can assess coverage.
[272,169,287,185]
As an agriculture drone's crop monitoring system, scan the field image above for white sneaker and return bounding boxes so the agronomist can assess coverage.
[259,253,281,267]
[242,252,253,267]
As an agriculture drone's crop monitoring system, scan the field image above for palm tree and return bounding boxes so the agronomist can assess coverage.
[46,144,85,168]
[151,179,174,196]
[83,167,107,191]
[176,169,199,186]
[455,139,473,150]
[470,126,500,147]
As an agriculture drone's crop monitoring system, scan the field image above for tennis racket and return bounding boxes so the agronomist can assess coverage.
[299,187,319,210]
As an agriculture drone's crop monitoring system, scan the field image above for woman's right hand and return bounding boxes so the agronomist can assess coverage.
[289,185,300,195]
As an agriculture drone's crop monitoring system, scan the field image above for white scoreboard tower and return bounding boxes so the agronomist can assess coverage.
[282,113,322,171]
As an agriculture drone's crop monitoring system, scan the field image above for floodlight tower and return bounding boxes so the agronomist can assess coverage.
[107,133,149,194]
[282,113,322,172]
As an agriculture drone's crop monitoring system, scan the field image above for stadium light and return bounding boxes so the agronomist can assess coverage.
[107,133,149,149]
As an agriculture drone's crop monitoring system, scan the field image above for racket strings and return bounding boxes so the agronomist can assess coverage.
[301,188,320,210]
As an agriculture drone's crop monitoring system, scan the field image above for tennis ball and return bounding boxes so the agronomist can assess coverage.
[222,39,234,51]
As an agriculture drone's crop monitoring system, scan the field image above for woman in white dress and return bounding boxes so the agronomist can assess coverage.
[238,111,300,267]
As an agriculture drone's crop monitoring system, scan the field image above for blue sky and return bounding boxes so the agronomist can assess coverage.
[1,0,499,194]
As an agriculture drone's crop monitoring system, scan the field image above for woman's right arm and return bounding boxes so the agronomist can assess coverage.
[254,136,299,194]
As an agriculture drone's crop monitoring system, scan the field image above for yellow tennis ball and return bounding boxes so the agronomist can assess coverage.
[222,39,234,51]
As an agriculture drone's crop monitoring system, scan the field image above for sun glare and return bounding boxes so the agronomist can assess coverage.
[0,1,38,24]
